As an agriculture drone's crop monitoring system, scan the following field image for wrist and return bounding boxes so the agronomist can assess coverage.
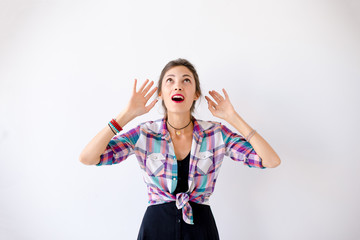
[225,111,253,137]
[224,110,238,124]
[115,110,135,128]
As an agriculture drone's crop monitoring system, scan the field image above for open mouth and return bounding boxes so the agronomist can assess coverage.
[171,94,184,103]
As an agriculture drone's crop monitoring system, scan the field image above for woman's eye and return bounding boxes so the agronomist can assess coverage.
[184,79,191,83]
[166,78,173,82]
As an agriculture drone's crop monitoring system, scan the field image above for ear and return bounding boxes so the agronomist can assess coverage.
[194,92,200,100]
[158,92,163,100]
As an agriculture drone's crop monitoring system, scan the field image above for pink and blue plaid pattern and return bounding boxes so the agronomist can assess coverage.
[97,117,266,224]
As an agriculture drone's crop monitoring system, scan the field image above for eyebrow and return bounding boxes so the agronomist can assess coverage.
[165,74,193,78]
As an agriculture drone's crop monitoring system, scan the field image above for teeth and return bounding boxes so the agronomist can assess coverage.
[172,95,184,100]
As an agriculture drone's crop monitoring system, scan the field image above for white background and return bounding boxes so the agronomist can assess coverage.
[1,0,359,239]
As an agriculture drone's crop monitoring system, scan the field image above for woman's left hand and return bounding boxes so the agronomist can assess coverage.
[205,89,236,121]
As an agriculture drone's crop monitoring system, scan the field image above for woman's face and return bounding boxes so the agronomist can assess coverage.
[159,65,199,115]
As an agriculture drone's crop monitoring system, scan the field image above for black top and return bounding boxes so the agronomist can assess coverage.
[173,152,190,195]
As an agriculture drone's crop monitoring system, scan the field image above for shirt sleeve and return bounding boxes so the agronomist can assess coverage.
[96,125,141,166]
[220,124,266,169]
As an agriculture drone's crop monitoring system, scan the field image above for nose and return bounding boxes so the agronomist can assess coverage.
[173,80,183,91]
[174,83,182,91]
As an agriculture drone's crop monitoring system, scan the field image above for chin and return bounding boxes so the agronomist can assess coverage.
[166,108,192,115]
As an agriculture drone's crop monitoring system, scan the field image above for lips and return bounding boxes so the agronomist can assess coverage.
[171,94,185,103]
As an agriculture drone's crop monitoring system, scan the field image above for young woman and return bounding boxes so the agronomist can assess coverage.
[79,58,281,240]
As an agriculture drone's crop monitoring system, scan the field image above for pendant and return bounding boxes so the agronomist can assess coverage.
[176,131,181,136]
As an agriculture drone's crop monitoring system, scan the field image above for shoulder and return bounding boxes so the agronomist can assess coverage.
[138,118,164,135]
[194,118,226,133]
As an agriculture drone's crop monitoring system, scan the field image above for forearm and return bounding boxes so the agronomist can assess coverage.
[225,112,281,168]
[79,110,135,165]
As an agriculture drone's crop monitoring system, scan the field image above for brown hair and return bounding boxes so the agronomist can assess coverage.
[157,58,202,116]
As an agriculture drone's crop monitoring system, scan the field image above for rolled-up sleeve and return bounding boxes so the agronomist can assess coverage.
[220,124,265,169]
[96,125,140,166]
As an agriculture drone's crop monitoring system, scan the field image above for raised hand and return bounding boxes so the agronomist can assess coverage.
[205,89,236,121]
[124,79,158,118]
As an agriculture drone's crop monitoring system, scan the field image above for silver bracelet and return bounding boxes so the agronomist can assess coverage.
[246,129,256,142]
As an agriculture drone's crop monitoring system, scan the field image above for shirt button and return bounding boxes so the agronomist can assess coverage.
[173,177,177,180]
[177,219,181,223]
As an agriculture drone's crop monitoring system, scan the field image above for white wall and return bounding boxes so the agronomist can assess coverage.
[1,0,359,239]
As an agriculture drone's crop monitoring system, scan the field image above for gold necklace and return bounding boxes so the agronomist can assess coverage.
[167,119,192,135]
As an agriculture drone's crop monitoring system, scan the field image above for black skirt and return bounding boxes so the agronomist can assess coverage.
[137,201,220,240]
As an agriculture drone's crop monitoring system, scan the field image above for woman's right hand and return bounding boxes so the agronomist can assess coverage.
[124,79,158,119]
[79,79,158,166]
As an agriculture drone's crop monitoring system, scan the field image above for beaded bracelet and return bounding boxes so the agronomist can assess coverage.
[109,122,119,134]
[246,129,257,142]
[108,123,117,135]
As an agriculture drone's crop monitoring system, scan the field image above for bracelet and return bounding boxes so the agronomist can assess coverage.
[246,129,256,142]
[109,122,118,133]
[110,119,123,132]
[108,123,117,135]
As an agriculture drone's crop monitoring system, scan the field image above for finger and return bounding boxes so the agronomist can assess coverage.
[212,90,225,101]
[208,104,215,114]
[222,88,229,100]
[145,98,159,112]
[138,79,150,93]
[144,86,158,101]
[209,91,221,103]
[206,99,216,115]
[141,80,154,95]
[133,79,137,93]
[205,96,217,108]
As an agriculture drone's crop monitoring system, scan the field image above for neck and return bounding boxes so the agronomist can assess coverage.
[166,112,193,135]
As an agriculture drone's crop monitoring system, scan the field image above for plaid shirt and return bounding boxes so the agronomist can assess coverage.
[96,117,266,224]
